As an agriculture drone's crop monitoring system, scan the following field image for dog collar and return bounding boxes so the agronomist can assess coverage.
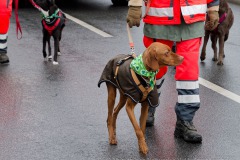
[42,9,60,20]
[219,13,227,24]
[130,54,157,89]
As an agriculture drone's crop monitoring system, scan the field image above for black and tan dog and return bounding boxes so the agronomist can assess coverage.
[34,0,66,65]
[98,42,183,154]
[201,0,234,65]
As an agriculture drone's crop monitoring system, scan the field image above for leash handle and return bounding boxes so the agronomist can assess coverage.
[126,23,136,56]
[14,0,22,39]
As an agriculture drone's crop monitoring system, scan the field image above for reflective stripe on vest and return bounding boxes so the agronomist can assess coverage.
[147,4,206,17]
[144,0,207,25]
[181,4,207,16]
[148,7,173,17]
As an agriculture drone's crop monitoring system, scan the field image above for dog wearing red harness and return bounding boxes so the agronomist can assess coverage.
[201,0,234,65]
[32,0,66,65]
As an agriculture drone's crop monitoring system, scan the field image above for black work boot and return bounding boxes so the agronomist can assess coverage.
[0,53,9,64]
[146,107,156,127]
[174,120,202,143]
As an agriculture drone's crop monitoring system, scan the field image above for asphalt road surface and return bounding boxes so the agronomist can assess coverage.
[0,0,240,159]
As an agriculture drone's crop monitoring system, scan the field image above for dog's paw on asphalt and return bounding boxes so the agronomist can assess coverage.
[53,61,59,65]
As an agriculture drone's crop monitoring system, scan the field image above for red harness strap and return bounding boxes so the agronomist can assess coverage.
[42,12,62,36]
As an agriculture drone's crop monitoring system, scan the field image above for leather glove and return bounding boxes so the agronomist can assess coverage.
[126,6,142,28]
[205,10,219,31]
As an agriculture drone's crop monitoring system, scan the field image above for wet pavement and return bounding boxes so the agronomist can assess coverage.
[0,0,240,159]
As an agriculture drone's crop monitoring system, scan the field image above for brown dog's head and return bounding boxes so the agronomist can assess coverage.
[142,42,184,72]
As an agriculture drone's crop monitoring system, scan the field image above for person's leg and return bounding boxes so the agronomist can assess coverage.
[174,37,202,143]
[0,0,12,64]
[143,36,173,126]
[0,32,10,64]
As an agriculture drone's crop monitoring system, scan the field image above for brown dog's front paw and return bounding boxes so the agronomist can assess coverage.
[109,138,118,145]
[217,61,224,65]
[200,56,206,61]
[212,57,218,61]
[138,140,148,154]
[200,52,206,61]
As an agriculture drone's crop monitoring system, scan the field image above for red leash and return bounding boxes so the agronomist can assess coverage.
[14,0,22,39]
[29,0,41,10]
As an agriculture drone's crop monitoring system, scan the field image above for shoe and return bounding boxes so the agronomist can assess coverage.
[0,53,9,64]
[174,120,202,143]
[146,107,156,127]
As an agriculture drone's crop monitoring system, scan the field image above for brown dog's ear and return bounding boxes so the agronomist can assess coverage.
[143,45,159,71]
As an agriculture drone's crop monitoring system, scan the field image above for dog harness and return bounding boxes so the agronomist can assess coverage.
[130,54,157,89]
[98,54,159,107]
[114,55,156,102]
[41,9,66,36]
[29,0,66,36]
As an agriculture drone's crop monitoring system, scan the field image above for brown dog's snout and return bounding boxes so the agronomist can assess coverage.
[177,55,184,63]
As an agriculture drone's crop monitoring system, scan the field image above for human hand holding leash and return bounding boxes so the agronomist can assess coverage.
[126,6,142,28]
[205,6,219,31]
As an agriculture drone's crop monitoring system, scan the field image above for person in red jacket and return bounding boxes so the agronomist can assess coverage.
[127,0,219,143]
[0,0,21,64]
[0,0,13,63]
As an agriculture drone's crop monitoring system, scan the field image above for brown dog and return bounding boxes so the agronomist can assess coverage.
[98,42,183,154]
[201,0,234,65]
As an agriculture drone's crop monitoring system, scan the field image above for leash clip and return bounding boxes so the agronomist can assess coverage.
[127,24,137,57]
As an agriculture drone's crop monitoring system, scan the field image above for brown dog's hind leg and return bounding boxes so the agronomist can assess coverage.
[126,99,148,154]
[200,31,210,61]
[111,92,127,144]
[47,38,51,60]
[106,83,117,145]
[42,30,48,59]
[139,101,149,135]
[217,35,225,65]
[211,35,218,61]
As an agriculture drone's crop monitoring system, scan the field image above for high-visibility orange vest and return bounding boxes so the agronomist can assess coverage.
[143,0,214,25]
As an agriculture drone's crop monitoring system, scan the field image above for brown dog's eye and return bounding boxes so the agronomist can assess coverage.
[165,51,169,56]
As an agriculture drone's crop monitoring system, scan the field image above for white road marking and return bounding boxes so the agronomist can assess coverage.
[65,14,240,104]
[65,13,113,38]
[199,77,240,104]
